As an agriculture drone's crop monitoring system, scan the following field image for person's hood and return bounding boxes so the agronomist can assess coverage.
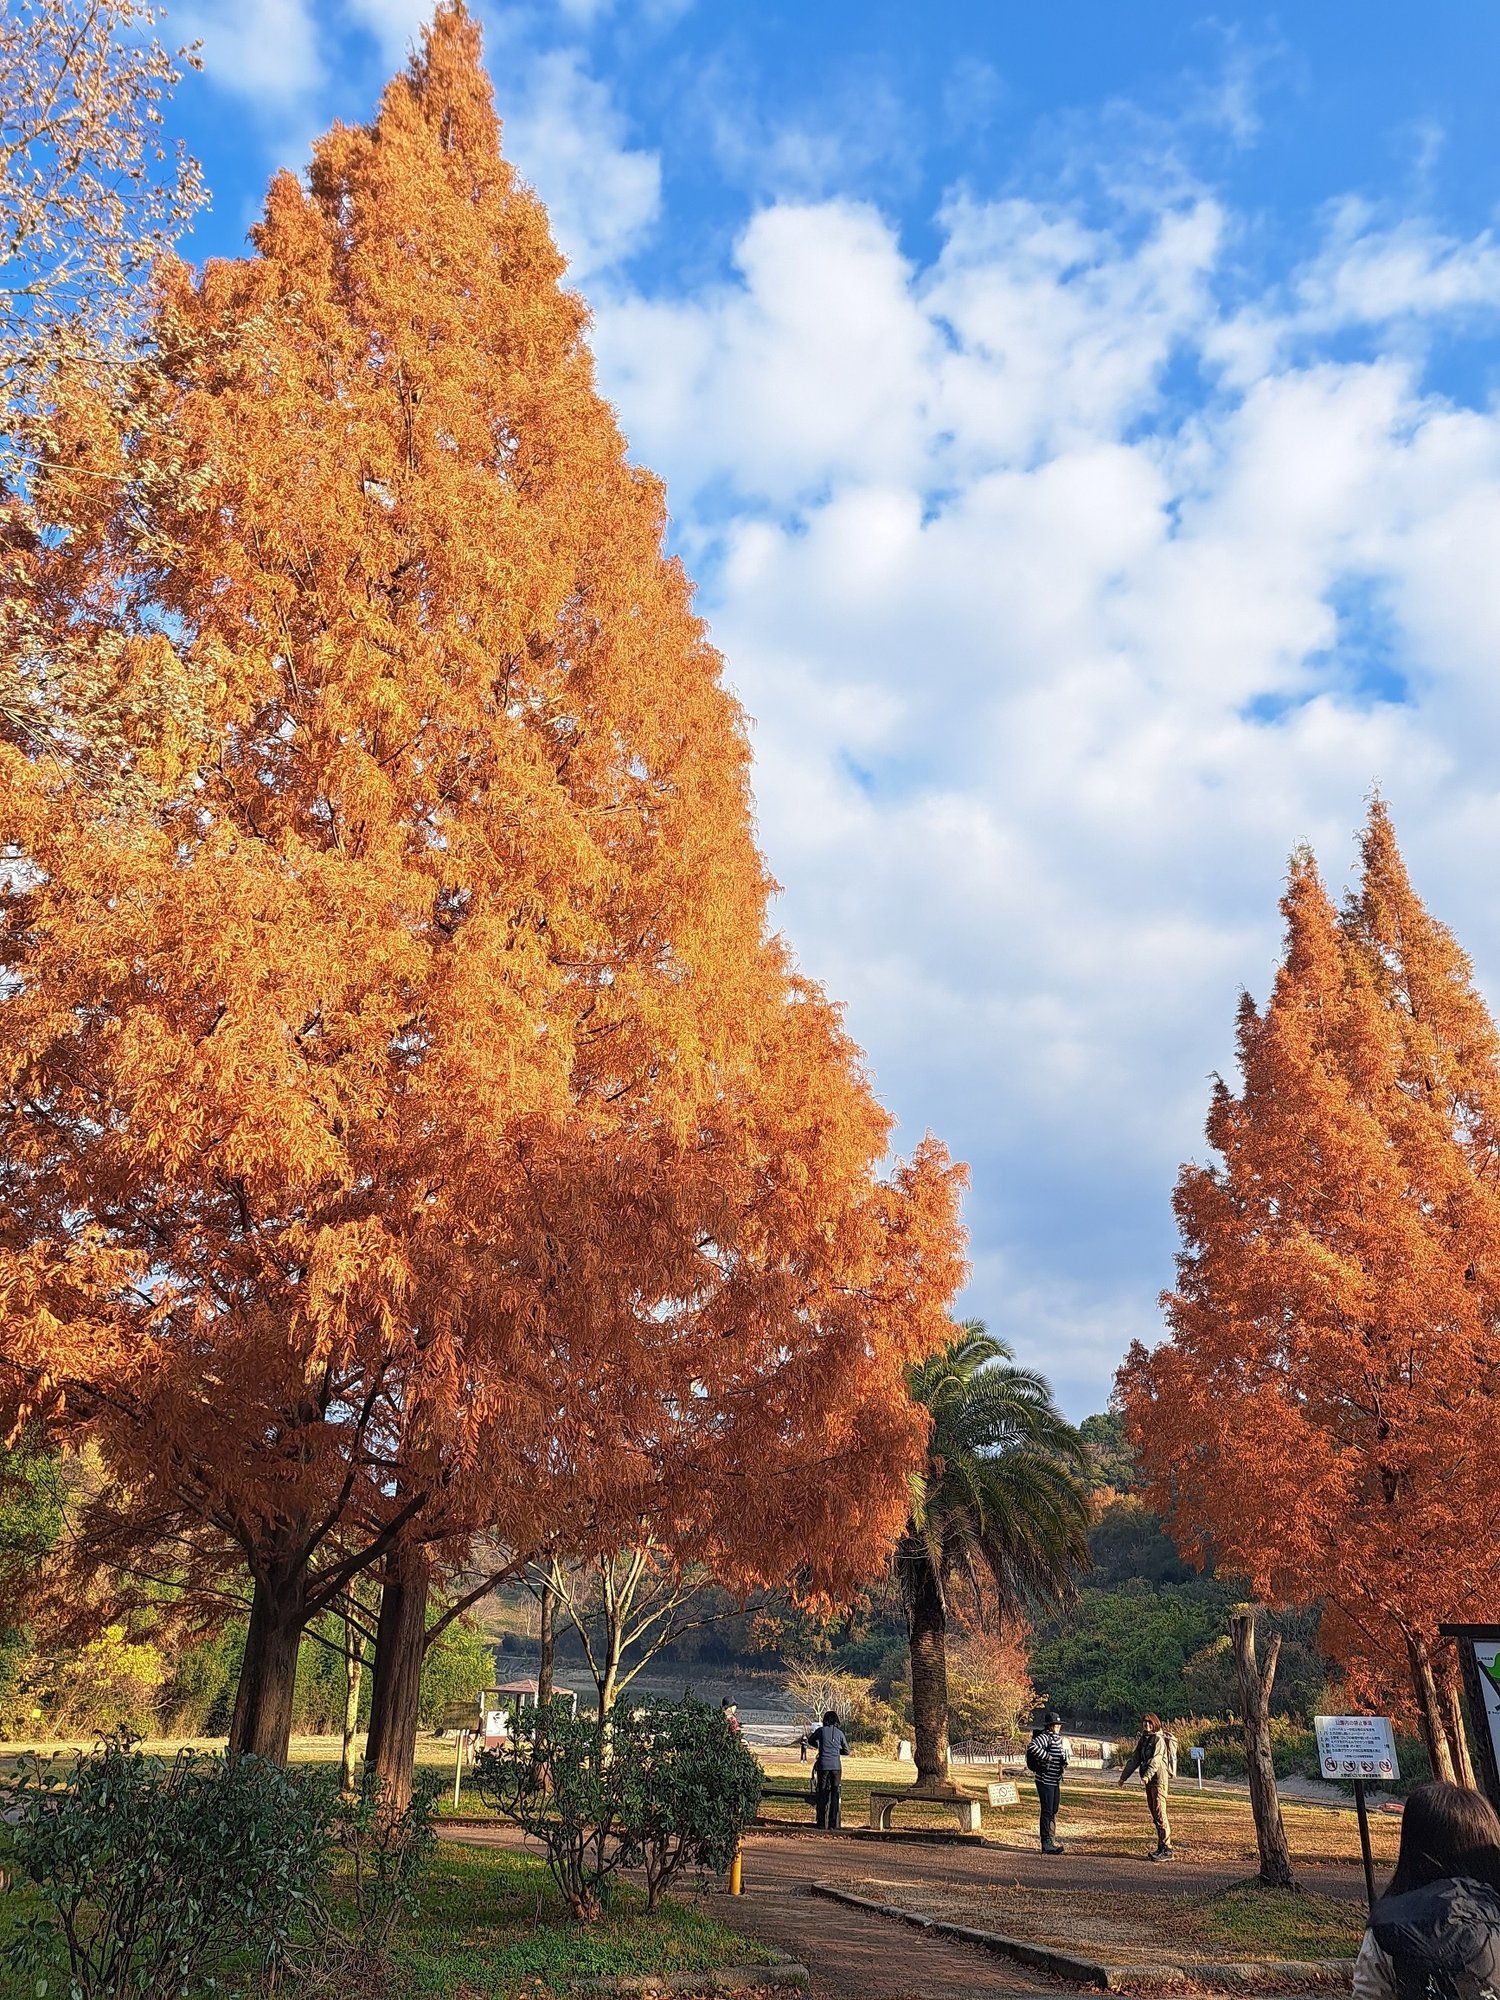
[1373,1875,1500,1968]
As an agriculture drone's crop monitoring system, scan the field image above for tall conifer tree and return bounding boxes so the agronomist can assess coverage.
[1120,815,1500,1777]
[0,4,966,1771]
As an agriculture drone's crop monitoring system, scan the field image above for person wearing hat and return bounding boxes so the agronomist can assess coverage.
[1025,1709,1072,1854]
[720,1696,742,1737]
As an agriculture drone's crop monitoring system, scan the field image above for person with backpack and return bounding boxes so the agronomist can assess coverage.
[1353,1780,1500,2000]
[1119,1711,1174,1860]
[804,1709,850,1830]
[1025,1709,1071,1853]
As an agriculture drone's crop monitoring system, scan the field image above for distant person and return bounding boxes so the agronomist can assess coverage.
[1353,1780,1500,2000]
[1025,1709,1071,1854]
[720,1697,741,1737]
[804,1709,849,1829]
[1118,1712,1174,1859]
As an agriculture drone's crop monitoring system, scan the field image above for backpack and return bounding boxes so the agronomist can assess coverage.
[1025,1733,1049,1776]
[1374,1877,1500,2000]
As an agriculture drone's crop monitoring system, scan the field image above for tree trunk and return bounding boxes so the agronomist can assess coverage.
[906,1558,952,1791]
[1443,1656,1478,1790]
[228,1559,308,1764]
[364,1544,431,1813]
[1230,1608,1297,1889]
[598,1636,621,1718]
[536,1572,556,1712]
[1407,1632,1458,1784]
[340,1606,365,1793]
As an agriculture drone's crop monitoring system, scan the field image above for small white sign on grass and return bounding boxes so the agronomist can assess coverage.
[1314,1713,1400,1782]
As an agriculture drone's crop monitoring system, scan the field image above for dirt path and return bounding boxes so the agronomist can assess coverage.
[716,1836,1069,1999]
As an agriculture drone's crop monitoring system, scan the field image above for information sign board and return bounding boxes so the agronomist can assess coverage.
[1314,1714,1400,1782]
[1441,1626,1500,1815]
[1468,1640,1500,1790]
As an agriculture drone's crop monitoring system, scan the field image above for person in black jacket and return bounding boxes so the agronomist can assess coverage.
[1352,1780,1500,2000]
[1025,1709,1071,1854]
[804,1709,850,1830]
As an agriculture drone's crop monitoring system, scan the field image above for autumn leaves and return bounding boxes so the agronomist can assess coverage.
[1120,803,1500,1784]
[0,6,965,1798]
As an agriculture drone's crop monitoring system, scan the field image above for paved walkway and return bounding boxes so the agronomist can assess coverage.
[440,1821,1368,1999]
[715,1836,1068,1999]
[742,1825,1368,1904]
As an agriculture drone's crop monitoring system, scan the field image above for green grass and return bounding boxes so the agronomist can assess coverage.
[393,1845,774,1995]
[0,1837,770,1999]
[830,1871,1368,1968]
[1192,1883,1366,1961]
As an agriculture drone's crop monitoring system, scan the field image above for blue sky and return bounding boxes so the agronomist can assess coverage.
[165,1,1500,1414]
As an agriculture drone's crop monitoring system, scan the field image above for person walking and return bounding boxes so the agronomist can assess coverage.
[1119,1712,1174,1859]
[1352,1780,1500,2000]
[1025,1709,1071,1853]
[804,1709,850,1829]
[720,1697,741,1737]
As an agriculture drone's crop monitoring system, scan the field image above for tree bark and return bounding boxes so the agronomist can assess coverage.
[1443,1654,1478,1790]
[1230,1608,1297,1889]
[364,1543,431,1812]
[227,1559,308,1764]
[340,1606,365,1793]
[906,1558,952,1791]
[598,1634,622,1717]
[1407,1632,1458,1784]
[536,1571,556,1711]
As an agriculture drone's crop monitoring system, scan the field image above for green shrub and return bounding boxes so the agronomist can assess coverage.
[417,1616,493,1727]
[1188,1716,1432,1793]
[475,1702,642,1920]
[328,1768,441,1955]
[611,1697,763,1910]
[3,1731,336,1998]
[474,1697,760,1920]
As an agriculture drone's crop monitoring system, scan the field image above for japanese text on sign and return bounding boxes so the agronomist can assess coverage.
[1314,1714,1400,1782]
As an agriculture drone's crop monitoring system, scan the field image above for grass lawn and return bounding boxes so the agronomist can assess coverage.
[753,1751,1402,1872]
[390,1844,776,1996]
[0,1836,771,1999]
[827,1872,1366,1966]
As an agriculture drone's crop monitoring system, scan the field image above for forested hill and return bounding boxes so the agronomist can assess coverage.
[1027,1414,1328,1732]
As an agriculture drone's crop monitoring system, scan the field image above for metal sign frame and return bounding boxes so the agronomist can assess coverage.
[1440,1625,1500,1815]
[1314,1715,1400,1910]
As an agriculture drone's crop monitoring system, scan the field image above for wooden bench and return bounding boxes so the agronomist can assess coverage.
[868,1787,984,1834]
[759,1781,815,1809]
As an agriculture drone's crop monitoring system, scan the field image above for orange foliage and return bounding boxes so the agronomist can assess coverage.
[0,4,966,1755]
[1118,805,1500,1775]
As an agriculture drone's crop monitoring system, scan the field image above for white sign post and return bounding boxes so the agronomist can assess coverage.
[1190,1745,1205,1790]
[1315,1715,1399,1909]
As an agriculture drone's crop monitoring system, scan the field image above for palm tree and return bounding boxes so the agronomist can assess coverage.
[896,1321,1091,1791]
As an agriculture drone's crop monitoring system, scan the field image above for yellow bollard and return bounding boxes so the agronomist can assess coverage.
[728,1841,743,1896]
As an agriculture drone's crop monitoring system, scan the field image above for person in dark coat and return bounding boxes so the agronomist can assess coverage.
[1025,1709,1071,1854]
[804,1709,850,1829]
[1352,1780,1500,2000]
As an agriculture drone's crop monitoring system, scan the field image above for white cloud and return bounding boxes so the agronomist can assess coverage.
[341,0,434,63]
[179,0,323,100]
[588,183,1500,1413]
[499,49,661,278]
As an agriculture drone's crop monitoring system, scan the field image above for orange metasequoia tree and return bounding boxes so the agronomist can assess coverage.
[1119,808,1500,1782]
[0,2,966,1776]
